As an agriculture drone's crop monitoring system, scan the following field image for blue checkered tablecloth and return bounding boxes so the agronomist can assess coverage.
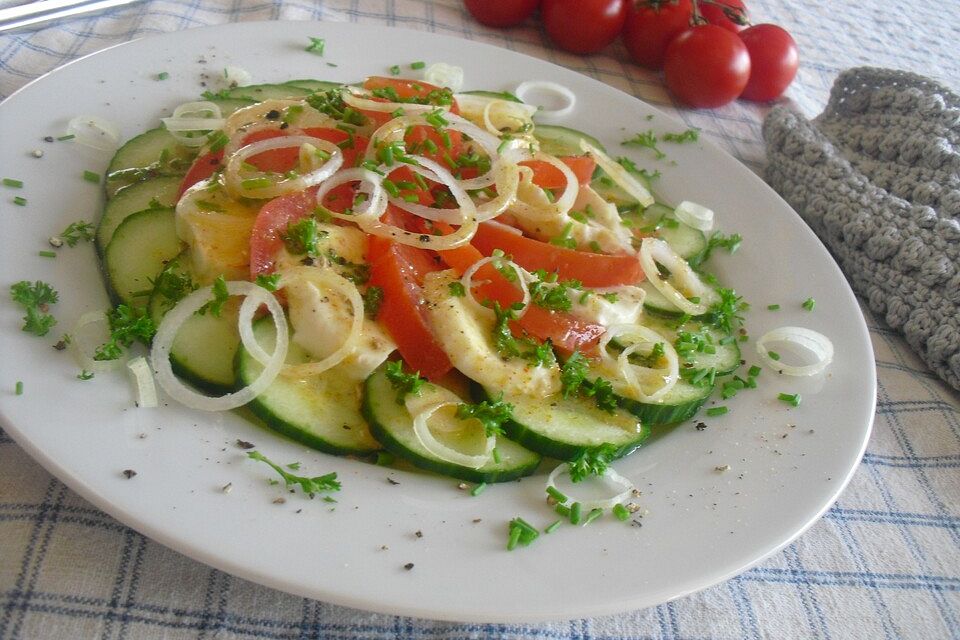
[1,1,959,638]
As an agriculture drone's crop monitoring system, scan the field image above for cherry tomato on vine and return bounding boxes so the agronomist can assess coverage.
[699,0,748,33]
[663,24,750,108]
[738,24,799,101]
[541,0,627,54]
[622,0,694,69]
[464,0,540,27]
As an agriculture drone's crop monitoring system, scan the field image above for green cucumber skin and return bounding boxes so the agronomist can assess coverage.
[102,207,182,307]
[96,175,182,254]
[470,382,649,462]
[224,83,311,101]
[361,369,541,483]
[461,89,523,103]
[533,124,606,156]
[618,383,714,425]
[285,79,343,92]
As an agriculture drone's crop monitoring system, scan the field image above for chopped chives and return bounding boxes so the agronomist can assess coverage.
[507,525,522,551]
[410,61,426,70]
[38,250,56,258]
[241,177,273,190]
[305,37,325,55]
[470,482,487,497]
[767,350,781,361]
[719,335,736,345]
[778,392,801,407]
[82,170,101,183]
[401,193,420,203]
[207,130,229,152]
[554,503,570,517]
[389,64,401,76]
[582,508,604,526]
[767,304,780,311]
[569,501,582,525]
[492,446,501,464]
[546,486,568,504]
[382,179,400,197]
[748,365,762,377]
[15,381,23,395]
[156,71,169,80]
[802,297,816,311]
[544,520,562,534]
[56,134,75,141]
[2,178,23,188]
[375,451,394,466]
[612,503,630,521]
[705,406,728,417]
[13,196,27,206]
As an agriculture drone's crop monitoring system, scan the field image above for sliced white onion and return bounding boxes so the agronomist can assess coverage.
[674,201,714,232]
[639,237,717,315]
[151,281,288,411]
[424,63,464,92]
[342,87,446,115]
[406,393,494,469]
[223,65,252,88]
[461,255,531,318]
[510,152,579,221]
[579,139,654,208]
[273,267,365,378]
[387,156,474,225]
[315,167,388,222]
[69,310,126,374]
[66,115,120,152]
[454,93,538,136]
[162,102,225,147]
[599,323,679,402]
[223,135,343,199]
[514,80,576,120]
[756,326,834,376]
[127,356,158,408]
[547,463,635,511]
[223,99,312,137]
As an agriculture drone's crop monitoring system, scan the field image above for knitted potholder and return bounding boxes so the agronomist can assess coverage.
[763,67,960,391]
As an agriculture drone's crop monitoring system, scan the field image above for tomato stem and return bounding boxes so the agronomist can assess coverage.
[695,0,750,25]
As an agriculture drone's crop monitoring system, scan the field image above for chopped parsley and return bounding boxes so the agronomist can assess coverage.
[389,64,401,76]
[568,443,619,482]
[150,261,197,311]
[687,231,742,268]
[59,220,95,247]
[582,377,619,413]
[247,450,341,495]
[622,130,665,159]
[94,304,156,361]
[489,302,555,367]
[255,273,281,292]
[615,157,661,181]
[326,249,370,285]
[305,37,326,55]
[363,285,384,319]
[455,396,514,436]
[282,218,326,257]
[156,71,169,80]
[662,128,700,143]
[528,271,581,312]
[197,275,229,317]
[10,280,58,336]
[385,360,426,404]
[560,352,589,398]
[448,281,466,297]
[802,297,816,311]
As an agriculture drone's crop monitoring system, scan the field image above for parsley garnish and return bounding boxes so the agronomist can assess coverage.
[247,450,340,495]
[662,128,700,143]
[448,281,466,297]
[363,286,384,319]
[622,130,665,159]
[10,280,58,336]
[93,304,156,361]
[560,351,589,398]
[705,288,748,334]
[568,443,620,482]
[77,370,94,380]
[615,157,661,181]
[59,220,95,247]
[489,302,556,367]
[583,377,619,413]
[384,360,426,404]
[528,271,581,312]
[455,396,514,437]
[197,276,229,317]
[549,222,577,249]
[255,273,281,292]
[687,231,742,268]
[326,250,370,285]
[150,261,197,311]
[305,37,325,55]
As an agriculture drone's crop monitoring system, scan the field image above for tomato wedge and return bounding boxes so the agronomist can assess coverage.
[520,156,596,189]
[363,77,458,111]
[430,222,606,356]
[369,207,451,380]
[472,222,643,287]
[248,188,317,279]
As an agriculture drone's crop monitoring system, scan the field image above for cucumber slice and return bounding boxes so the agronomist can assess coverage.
[96,175,181,253]
[534,124,606,157]
[591,170,653,207]
[209,97,257,115]
[362,364,541,483]
[639,281,683,318]
[285,79,343,92]
[237,318,381,456]
[147,254,239,392]
[103,207,183,306]
[224,83,311,101]
[615,378,713,425]
[106,128,194,197]
[461,89,522,103]
[620,202,707,260]
[474,384,649,461]
[641,317,741,375]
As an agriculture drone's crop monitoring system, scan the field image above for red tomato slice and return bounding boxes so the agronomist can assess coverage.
[472,222,644,287]
[386,165,436,206]
[178,150,223,197]
[248,188,318,279]
[363,77,456,107]
[430,222,606,356]
[520,156,596,189]
[369,226,451,380]
[405,125,463,171]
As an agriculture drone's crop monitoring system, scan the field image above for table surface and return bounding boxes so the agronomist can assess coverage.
[1,1,958,638]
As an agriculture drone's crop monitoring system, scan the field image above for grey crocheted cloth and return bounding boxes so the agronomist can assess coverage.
[763,67,960,391]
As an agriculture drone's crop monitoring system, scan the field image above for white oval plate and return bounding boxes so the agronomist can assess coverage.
[0,21,875,623]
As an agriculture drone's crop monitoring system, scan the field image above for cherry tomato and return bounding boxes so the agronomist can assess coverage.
[541,0,627,54]
[464,0,540,27]
[699,0,748,33]
[738,24,799,102]
[622,0,693,69]
[663,25,750,108]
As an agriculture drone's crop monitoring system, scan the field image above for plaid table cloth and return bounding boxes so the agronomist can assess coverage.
[1,0,958,638]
